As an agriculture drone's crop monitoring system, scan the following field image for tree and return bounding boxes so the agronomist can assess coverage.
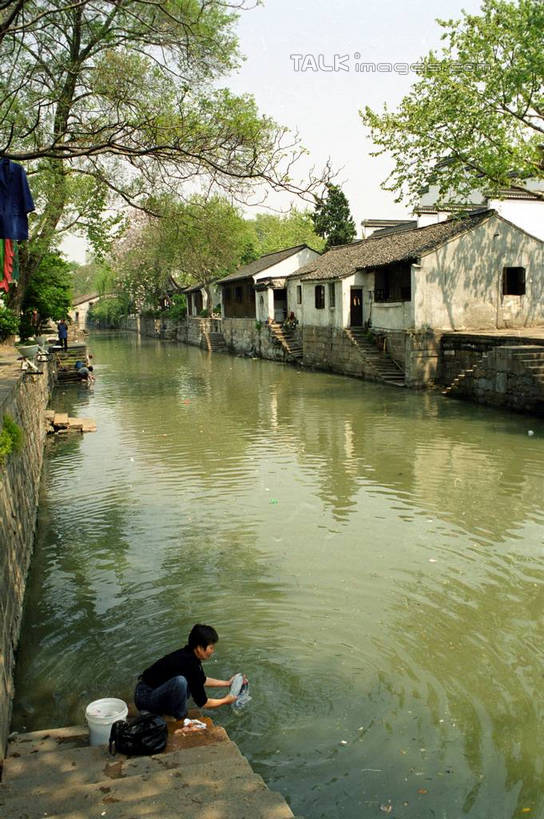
[113,195,253,313]
[362,0,544,206]
[247,208,325,256]
[0,0,329,304]
[20,250,72,338]
[311,184,356,249]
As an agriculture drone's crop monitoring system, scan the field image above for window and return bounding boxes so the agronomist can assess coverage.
[328,282,336,308]
[235,286,243,303]
[315,285,325,309]
[502,267,525,296]
[297,285,302,305]
[224,288,231,303]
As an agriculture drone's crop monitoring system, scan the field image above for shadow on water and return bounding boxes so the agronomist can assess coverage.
[12,332,544,819]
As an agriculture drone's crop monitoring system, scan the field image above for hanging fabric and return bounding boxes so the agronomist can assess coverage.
[0,239,19,292]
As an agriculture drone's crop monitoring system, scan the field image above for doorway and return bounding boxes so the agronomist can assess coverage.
[350,289,363,326]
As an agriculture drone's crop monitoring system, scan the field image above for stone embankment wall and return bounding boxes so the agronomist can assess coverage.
[302,327,367,377]
[222,318,287,361]
[439,333,544,385]
[440,335,544,414]
[0,353,55,760]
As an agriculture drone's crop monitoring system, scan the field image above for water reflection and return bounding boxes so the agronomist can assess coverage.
[12,333,544,819]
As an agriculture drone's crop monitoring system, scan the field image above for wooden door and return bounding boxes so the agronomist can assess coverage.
[350,289,363,326]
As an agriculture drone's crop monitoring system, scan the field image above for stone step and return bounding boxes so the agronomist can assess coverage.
[0,762,293,819]
[5,725,90,758]
[3,733,241,789]
[382,379,406,387]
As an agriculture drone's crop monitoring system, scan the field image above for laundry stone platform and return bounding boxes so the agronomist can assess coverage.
[0,715,295,818]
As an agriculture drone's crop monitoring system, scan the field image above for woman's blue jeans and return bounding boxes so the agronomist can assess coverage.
[134,675,189,720]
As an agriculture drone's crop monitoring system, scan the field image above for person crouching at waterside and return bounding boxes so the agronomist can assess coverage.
[134,624,237,722]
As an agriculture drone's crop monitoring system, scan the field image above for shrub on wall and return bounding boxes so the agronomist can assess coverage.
[0,414,24,466]
[0,306,20,341]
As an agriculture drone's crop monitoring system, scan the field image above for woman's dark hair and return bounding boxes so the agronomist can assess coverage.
[188,623,219,649]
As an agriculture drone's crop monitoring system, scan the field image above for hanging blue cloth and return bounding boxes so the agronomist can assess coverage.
[0,158,35,240]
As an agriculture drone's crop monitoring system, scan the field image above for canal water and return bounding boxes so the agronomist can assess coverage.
[12,333,544,818]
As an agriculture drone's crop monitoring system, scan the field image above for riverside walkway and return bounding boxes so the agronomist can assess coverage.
[1,716,294,818]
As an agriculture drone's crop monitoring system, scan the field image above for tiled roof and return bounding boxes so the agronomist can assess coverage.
[72,292,99,305]
[218,245,311,285]
[298,210,495,281]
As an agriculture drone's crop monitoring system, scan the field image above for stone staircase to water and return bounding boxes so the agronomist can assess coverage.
[268,322,302,361]
[344,328,405,387]
[202,329,227,353]
[442,345,544,397]
[442,351,490,396]
[0,723,294,819]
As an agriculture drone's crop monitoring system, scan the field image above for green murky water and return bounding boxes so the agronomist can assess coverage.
[12,333,544,818]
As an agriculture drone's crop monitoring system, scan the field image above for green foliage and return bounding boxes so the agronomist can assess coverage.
[362,0,544,205]
[20,250,72,339]
[0,414,24,467]
[246,208,325,256]
[114,194,254,312]
[0,305,20,340]
[311,185,356,250]
[87,296,129,328]
[0,0,321,272]
[165,293,187,321]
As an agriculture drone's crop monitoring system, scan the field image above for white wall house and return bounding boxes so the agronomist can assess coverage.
[295,210,544,333]
[219,245,321,321]
[69,292,99,327]
[183,282,221,316]
[415,180,544,241]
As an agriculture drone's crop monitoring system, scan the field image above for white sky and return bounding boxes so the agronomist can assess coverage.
[62,0,483,262]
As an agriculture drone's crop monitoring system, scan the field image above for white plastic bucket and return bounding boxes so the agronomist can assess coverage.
[85,698,128,746]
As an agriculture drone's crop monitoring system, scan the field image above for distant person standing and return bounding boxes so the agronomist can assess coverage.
[57,318,68,351]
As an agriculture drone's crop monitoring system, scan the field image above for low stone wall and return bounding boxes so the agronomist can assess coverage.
[121,315,178,340]
[0,352,55,760]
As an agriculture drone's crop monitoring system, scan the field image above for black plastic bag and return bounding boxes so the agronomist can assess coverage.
[109,714,168,756]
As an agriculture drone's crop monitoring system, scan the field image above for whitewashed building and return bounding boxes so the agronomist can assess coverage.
[218,245,321,322]
[296,210,544,333]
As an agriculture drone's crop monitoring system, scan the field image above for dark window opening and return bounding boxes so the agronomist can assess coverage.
[315,285,325,309]
[224,288,231,303]
[235,286,243,303]
[297,285,302,304]
[374,263,412,302]
[502,266,525,296]
[328,282,336,308]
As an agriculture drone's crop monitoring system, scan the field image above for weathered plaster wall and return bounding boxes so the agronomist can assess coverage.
[0,355,55,760]
[417,215,544,331]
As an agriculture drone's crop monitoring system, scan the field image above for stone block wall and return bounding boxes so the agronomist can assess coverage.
[222,318,286,362]
[302,327,367,377]
[0,355,54,760]
[439,333,544,387]
[446,345,544,415]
